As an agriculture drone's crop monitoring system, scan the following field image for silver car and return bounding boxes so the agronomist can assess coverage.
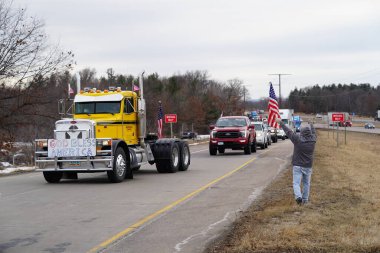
[252,122,269,149]
[268,127,278,143]
[263,123,272,146]
[277,128,286,140]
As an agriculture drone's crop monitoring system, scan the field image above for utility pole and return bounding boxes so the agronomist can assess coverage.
[243,86,246,114]
[268,73,291,107]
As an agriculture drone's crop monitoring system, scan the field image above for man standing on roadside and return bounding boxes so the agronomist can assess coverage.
[275,118,317,205]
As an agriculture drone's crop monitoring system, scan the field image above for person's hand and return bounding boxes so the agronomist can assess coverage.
[275,118,282,124]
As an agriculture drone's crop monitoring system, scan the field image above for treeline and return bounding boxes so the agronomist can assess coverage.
[288,83,380,116]
[81,68,248,135]
[0,69,248,143]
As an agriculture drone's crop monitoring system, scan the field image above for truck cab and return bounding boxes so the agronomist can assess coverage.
[74,89,139,145]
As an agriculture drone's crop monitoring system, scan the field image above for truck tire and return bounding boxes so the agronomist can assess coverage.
[156,141,180,173]
[244,142,252,155]
[251,141,257,153]
[218,147,225,154]
[209,144,217,156]
[132,165,141,172]
[107,147,131,183]
[43,171,63,183]
[178,141,191,171]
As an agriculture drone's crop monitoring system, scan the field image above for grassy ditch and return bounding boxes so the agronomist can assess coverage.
[207,130,380,253]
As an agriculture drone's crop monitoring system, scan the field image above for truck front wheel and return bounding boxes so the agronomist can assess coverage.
[209,144,217,156]
[244,141,252,155]
[251,141,256,153]
[108,147,131,183]
[43,171,63,183]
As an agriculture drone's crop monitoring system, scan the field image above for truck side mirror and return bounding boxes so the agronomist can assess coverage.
[209,124,215,130]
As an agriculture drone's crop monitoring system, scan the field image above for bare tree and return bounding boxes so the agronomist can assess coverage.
[0,0,74,86]
[79,68,96,87]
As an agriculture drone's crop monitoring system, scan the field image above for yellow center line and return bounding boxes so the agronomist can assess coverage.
[88,156,258,253]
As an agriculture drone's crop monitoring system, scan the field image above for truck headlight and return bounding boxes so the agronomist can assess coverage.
[257,133,262,137]
[240,130,247,138]
[97,139,112,146]
[211,130,217,138]
[36,140,48,150]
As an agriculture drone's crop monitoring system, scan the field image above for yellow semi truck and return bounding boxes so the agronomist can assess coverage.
[35,73,190,183]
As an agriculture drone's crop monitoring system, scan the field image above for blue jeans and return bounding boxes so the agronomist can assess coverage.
[293,166,312,203]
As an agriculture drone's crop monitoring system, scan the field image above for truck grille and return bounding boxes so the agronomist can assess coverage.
[216,132,240,138]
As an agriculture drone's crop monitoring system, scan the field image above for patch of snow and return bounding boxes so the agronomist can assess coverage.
[0,166,35,175]
[0,162,12,167]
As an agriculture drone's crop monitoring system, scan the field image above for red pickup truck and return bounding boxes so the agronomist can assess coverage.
[209,116,256,155]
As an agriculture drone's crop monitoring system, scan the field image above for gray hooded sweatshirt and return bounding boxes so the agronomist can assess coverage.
[280,122,317,168]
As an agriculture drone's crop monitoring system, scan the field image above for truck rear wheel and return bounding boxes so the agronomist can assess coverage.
[178,141,190,171]
[43,171,63,183]
[251,141,256,153]
[155,142,180,173]
[107,147,131,183]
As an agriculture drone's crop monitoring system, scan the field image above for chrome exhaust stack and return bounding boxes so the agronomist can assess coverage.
[137,71,146,147]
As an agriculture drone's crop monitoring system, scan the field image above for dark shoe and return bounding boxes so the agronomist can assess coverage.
[296,197,302,205]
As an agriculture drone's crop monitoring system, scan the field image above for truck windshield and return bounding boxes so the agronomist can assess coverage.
[216,118,247,127]
[75,102,120,114]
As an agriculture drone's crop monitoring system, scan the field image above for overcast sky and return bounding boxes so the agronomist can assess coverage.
[15,0,380,99]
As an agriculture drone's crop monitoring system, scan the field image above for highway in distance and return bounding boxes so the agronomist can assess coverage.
[0,140,293,253]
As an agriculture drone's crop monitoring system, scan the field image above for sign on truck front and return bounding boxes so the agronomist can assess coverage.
[48,138,96,158]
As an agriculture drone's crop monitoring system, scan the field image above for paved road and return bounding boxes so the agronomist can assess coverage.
[0,140,293,253]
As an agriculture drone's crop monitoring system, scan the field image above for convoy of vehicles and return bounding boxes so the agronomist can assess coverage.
[209,116,256,155]
[35,73,191,183]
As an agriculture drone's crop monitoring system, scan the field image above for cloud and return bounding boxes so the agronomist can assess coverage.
[14,0,380,98]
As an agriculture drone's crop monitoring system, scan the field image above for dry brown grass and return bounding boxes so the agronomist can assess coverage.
[207,130,380,253]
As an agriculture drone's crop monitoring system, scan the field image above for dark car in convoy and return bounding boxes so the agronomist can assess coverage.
[209,116,256,155]
[364,123,375,129]
[338,121,352,127]
[181,131,197,139]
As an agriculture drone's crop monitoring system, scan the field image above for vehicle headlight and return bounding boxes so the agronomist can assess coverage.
[240,130,247,138]
[257,133,262,137]
[97,139,112,146]
[211,130,217,138]
[35,140,48,151]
